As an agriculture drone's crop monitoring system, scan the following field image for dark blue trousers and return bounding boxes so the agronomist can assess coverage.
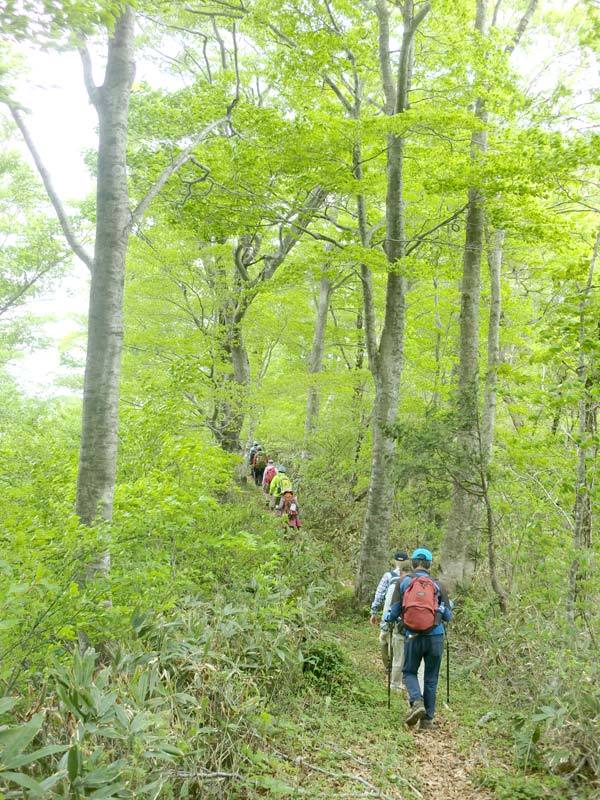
[402,634,444,719]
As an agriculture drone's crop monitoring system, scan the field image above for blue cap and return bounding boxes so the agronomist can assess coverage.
[411,547,433,562]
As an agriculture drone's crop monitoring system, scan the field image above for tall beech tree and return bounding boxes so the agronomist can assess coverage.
[568,229,599,616]
[353,0,431,602]
[7,4,231,531]
[303,271,332,445]
[441,0,538,588]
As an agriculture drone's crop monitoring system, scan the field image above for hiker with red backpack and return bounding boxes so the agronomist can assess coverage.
[384,547,452,731]
[262,459,278,504]
[252,447,268,486]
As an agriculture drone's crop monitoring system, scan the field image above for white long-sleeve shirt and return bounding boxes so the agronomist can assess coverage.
[370,567,401,615]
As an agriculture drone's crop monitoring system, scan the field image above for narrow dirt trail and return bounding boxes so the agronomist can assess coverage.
[343,630,495,800]
[266,620,497,799]
[241,481,498,798]
[411,716,493,800]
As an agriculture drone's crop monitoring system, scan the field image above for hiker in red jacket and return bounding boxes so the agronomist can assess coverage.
[262,459,277,504]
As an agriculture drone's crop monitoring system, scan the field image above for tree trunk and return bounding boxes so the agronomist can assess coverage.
[207,191,325,453]
[482,228,505,461]
[355,348,405,598]
[76,7,135,528]
[212,318,250,453]
[354,0,430,602]
[431,275,440,406]
[441,0,538,585]
[568,231,599,617]
[304,273,332,443]
[440,0,487,589]
[348,310,371,495]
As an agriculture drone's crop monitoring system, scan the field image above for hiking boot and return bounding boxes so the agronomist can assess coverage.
[405,699,426,727]
[419,717,434,731]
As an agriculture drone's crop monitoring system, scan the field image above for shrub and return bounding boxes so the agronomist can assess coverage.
[0,586,322,799]
[302,639,353,695]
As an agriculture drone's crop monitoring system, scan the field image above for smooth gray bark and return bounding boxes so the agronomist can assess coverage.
[76,7,135,526]
[440,0,488,589]
[482,228,505,460]
[304,273,332,443]
[348,310,371,496]
[432,274,443,407]
[354,0,430,602]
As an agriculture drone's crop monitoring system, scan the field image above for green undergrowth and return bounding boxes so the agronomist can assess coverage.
[440,625,587,800]
[240,615,419,799]
[3,449,595,800]
[0,591,417,799]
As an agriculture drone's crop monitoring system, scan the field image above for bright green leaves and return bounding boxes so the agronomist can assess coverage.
[0,711,68,797]
[0,0,123,46]
[0,148,68,364]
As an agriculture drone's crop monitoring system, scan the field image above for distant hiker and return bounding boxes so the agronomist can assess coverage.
[269,466,292,510]
[279,488,301,528]
[384,547,452,731]
[248,441,260,469]
[370,551,410,693]
[252,446,268,486]
[262,459,278,502]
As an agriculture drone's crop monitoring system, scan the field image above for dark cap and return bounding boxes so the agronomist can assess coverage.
[393,550,409,561]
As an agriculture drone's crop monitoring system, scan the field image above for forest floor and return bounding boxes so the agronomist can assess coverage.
[257,616,500,800]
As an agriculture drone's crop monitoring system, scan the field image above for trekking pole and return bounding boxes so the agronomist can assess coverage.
[445,625,450,705]
[387,633,393,710]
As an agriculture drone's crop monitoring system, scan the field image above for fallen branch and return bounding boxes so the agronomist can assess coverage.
[273,748,406,800]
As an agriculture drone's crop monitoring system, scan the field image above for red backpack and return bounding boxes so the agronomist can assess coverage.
[401,575,438,632]
[263,465,277,486]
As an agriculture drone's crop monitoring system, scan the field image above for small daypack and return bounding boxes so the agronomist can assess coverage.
[286,499,301,528]
[263,465,277,486]
[278,476,292,495]
[255,451,268,469]
[401,574,438,632]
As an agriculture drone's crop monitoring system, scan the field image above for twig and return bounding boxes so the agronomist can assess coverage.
[0,264,56,317]
[129,116,228,229]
